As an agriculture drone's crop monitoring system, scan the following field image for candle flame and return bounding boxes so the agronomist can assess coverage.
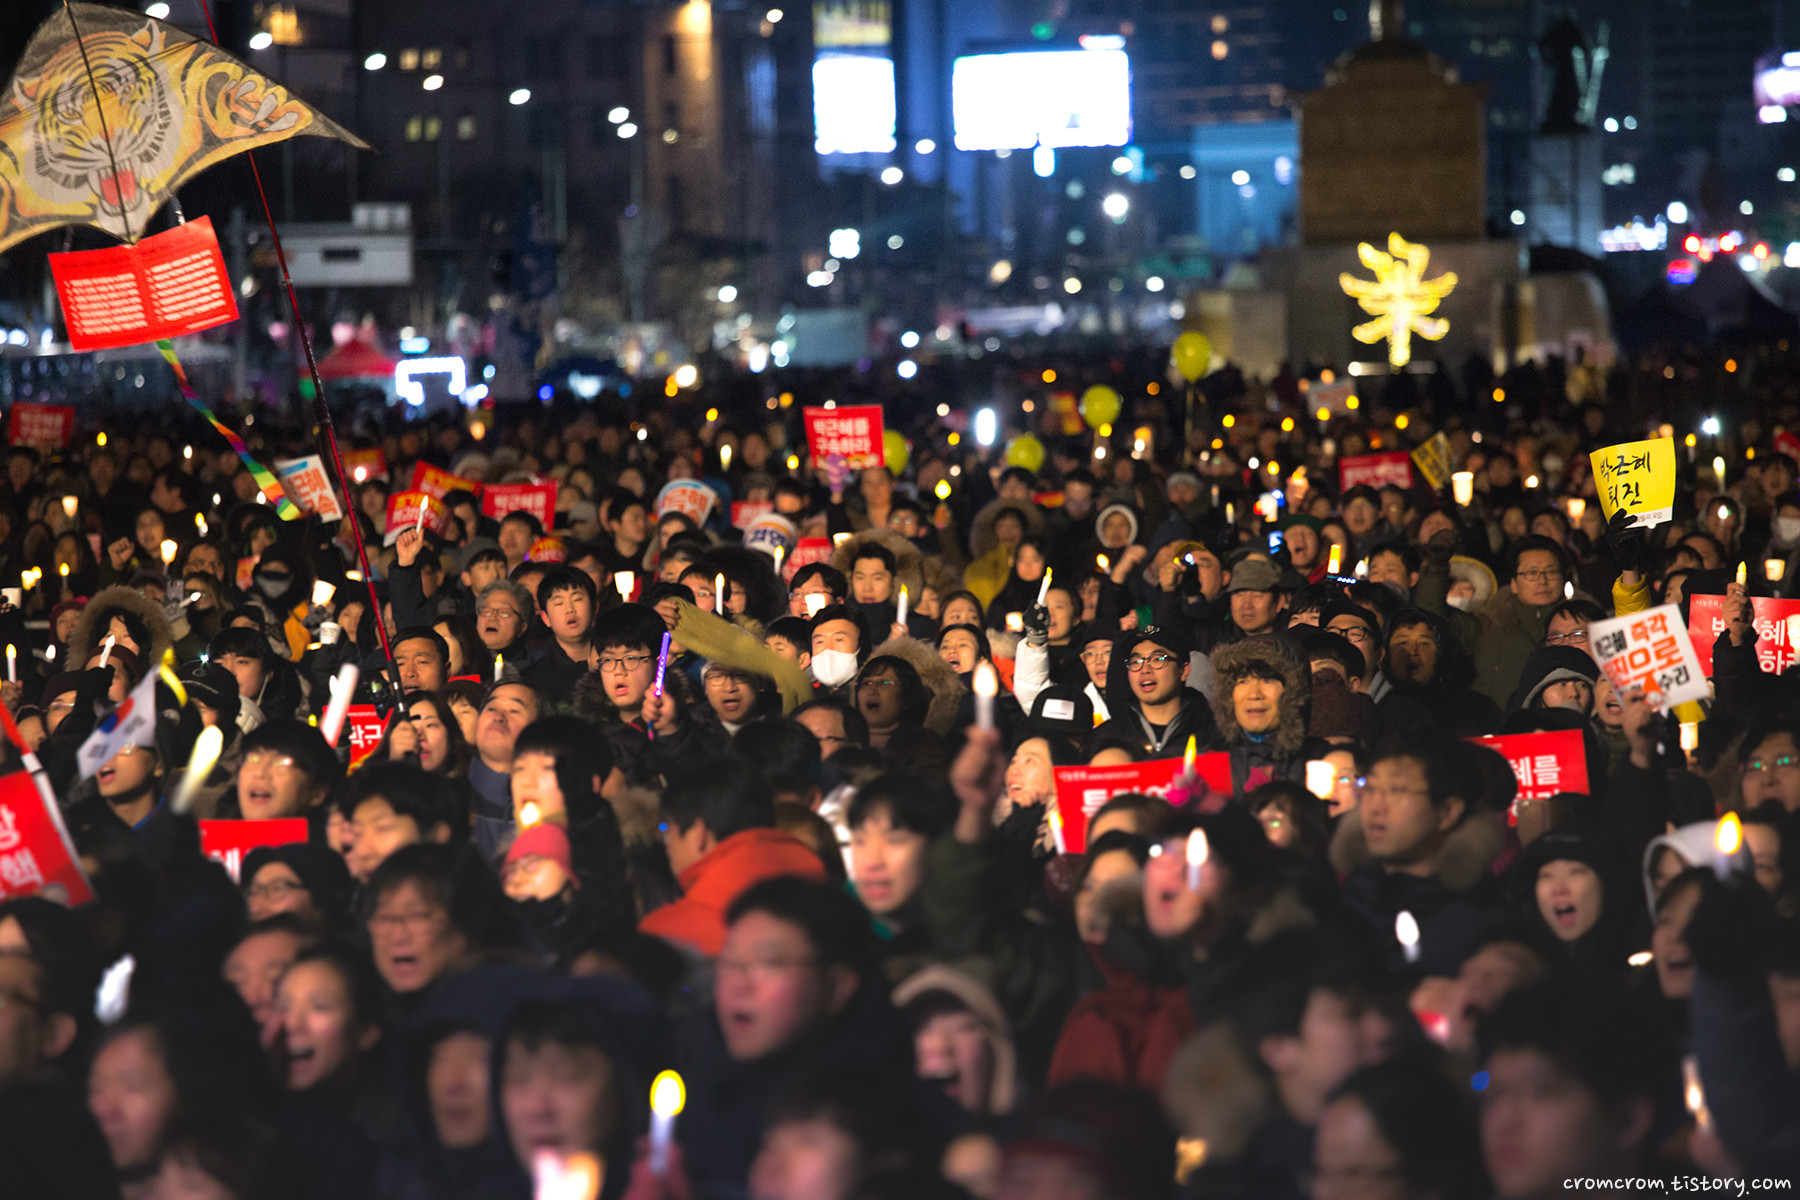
[1185,828,1209,868]
[1716,812,1742,857]
[1395,910,1420,947]
[1628,950,1654,967]
[972,662,998,699]
[650,1070,687,1117]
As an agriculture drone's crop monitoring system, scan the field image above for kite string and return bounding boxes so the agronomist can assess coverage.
[188,0,398,687]
[155,337,300,519]
[61,1,134,244]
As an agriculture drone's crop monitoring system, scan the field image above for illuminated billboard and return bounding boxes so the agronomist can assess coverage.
[812,1,895,155]
[951,49,1131,151]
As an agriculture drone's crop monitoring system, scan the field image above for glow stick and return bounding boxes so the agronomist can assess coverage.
[320,664,359,746]
[648,631,672,741]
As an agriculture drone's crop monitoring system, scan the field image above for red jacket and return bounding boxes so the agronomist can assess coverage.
[1047,950,1193,1092]
[639,828,827,956]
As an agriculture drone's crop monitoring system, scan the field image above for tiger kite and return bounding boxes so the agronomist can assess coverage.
[0,2,367,255]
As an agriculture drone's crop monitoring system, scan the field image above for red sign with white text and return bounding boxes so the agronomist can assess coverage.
[345,705,388,768]
[1470,729,1590,825]
[1338,451,1414,492]
[384,491,448,545]
[731,500,774,529]
[1054,754,1235,853]
[199,819,309,883]
[6,403,74,449]
[783,537,834,581]
[483,482,557,529]
[50,216,239,351]
[803,405,886,468]
[409,461,483,502]
[0,772,94,906]
[1685,593,1800,676]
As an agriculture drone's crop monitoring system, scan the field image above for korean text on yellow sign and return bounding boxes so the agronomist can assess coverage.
[1410,432,1453,490]
[1589,437,1675,528]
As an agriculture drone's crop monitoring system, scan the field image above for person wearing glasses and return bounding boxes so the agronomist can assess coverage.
[1091,626,1220,760]
[473,579,536,672]
[1468,536,1577,708]
[574,604,724,790]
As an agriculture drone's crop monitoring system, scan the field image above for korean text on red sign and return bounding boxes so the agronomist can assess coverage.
[0,772,94,906]
[803,405,887,469]
[1052,754,1234,853]
[1684,593,1800,676]
[199,819,309,883]
[345,705,389,768]
[1470,729,1590,825]
[1588,603,1709,711]
[49,216,240,351]
[6,402,74,448]
[483,482,558,529]
[410,461,484,502]
[1338,451,1413,492]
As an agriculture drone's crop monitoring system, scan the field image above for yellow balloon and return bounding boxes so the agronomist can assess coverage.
[1172,331,1212,382]
[1079,385,1122,430]
[1003,434,1046,474]
[882,429,909,473]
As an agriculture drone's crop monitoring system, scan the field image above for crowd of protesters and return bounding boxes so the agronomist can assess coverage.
[0,353,1795,1200]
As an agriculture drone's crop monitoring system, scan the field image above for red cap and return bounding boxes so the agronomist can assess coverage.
[505,821,573,874]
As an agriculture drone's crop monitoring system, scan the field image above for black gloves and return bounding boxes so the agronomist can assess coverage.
[1607,508,1647,575]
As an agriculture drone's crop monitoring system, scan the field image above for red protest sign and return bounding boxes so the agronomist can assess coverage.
[236,556,258,591]
[1686,593,1800,676]
[526,537,566,563]
[342,448,388,483]
[345,705,388,767]
[483,482,558,529]
[50,216,239,351]
[409,461,484,502]
[0,772,94,906]
[1338,451,1414,492]
[1053,754,1234,853]
[1470,729,1590,825]
[803,405,886,469]
[198,819,309,883]
[784,537,834,580]
[274,455,344,522]
[384,491,447,546]
[731,500,775,529]
[6,403,74,449]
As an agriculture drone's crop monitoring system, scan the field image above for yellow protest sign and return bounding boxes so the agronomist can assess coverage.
[1411,432,1453,490]
[1589,437,1676,528]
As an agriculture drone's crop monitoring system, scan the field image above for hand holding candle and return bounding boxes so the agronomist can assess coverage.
[649,1070,686,1177]
[1184,828,1208,891]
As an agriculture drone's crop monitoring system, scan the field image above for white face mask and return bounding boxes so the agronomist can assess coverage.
[1777,516,1800,544]
[811,649,859,687]
[1447,594,1476,612]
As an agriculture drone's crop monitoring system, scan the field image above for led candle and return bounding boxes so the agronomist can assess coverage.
[1767,558,1786,582]
[60,496,77,520]
[1451,471,1474,506]
[895,586,909,626]
[1185,829,1208,891]
[973,663,997,732]
[649,1070,687,1177]
[715,574,727,610]
[1005,612,1024,633]
[171,725,224,813]
[1036,567,1052,606]
[160,539,177,566]
[98,634,115,670]
[1396,911,1421,964]
[312,580,336,607]
[1097,553,1109,573]
[1680,722,1699,753]
[773,544,786,574]
[1182,734,1197,780]
[1305,760,1335,799]
[1713,456,1726,485]
[614,571,634,601]
[5,644,14,684]
[319,664,359,746]
[1566,497,1586,522]
[1714,813,1742,880]
[1736,561,1748,587]
[1327,544,1342,575]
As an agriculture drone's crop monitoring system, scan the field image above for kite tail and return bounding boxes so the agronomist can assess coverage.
[155,337,301,520]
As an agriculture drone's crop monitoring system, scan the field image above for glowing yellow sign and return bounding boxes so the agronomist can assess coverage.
[1338,233,1458,369]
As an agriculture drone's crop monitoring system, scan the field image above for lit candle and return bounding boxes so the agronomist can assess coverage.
[1713,456,1727,485]
[773,544,786,574]
[171,725,224,813]
[4,644,14,683]
[715,573,727,610]
[1036,567,1052,606]
[1184,828,1208,891]
[312,580,336,607]
[1395,910,1421,963]
[649,1070,687,1177]
[1628,950,1654,967]
[415,502,427,536]
[160,539,177,566]
[58,563,69,579]
[1736,561,1748,587]
[520,801,542,828]
[1182,734,1197,780]
[720,444,732,470]
[98,634,115,669]
[1684,1054,1711,1131]
[896,586,909,626]
[1564,580,1574,599]
[1767,558,1786,582]
[615,571,634,601]
[1355,558,1369,580]
[320,664,359,746]
[1714,812,1742,880]
[1225,502,1236,524]
[195,513,208,537]
[973,663,997,732]
[1305,760,1335,799]
[1327,544,1342,575]
[1451,471,1474,506]
[1566,497,1586,522]
[1680,721,1699,754]
[60,495,77,520]
[832,532,851,547]
[1047,801,1066,854]
[1097,553,1109,573]
[1005,612,1024,633]
[494,653,505,681]
[21,569,35,592]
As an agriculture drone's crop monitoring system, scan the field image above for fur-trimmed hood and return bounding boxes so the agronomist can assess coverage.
[1162,1022,1276,1162]
[868,633,966,736]
[612,785,664,850]
[1328,807,1508,893]
[830,526,925,600]
[893,965,1018,1115]
[967,497,1045,560]
[1208,635,1311,760]
[69,585,175,674]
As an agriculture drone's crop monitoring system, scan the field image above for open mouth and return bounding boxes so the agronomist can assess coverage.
[97,765,117,785]
[1552,904,1578,927]
[246,787,274,808]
